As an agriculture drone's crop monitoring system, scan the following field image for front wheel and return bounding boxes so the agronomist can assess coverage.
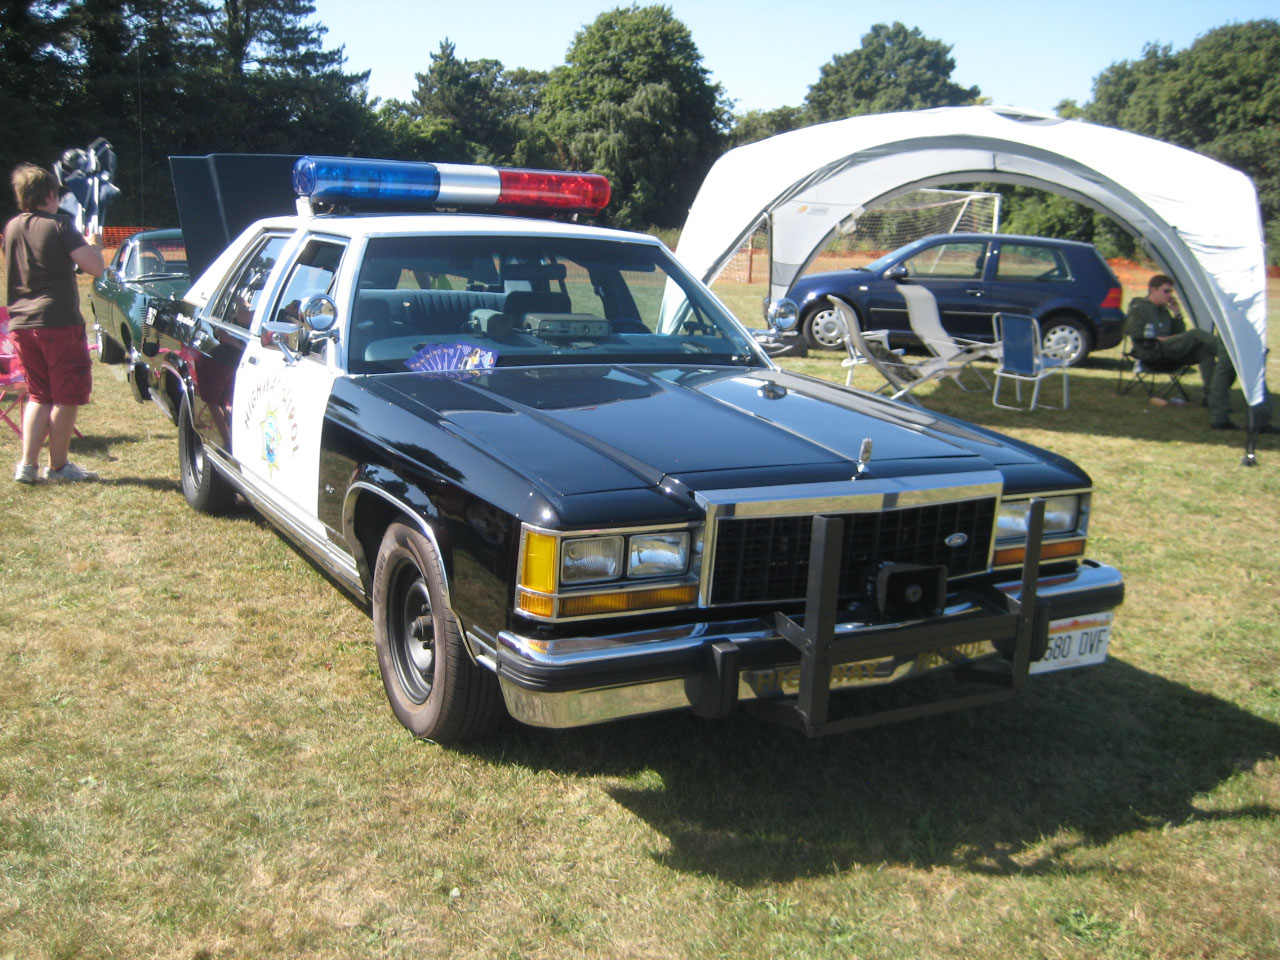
[372,523,505,743]
[1040,316,1092,367]
[801,303,848,351]
[178,400,235,514]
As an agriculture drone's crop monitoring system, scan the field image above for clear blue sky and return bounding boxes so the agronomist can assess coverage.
[308,0,1276,116]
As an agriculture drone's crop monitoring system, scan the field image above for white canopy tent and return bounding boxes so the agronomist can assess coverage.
[676,105,1269,411]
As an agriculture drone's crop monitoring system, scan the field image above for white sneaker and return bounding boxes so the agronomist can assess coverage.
[43,461,99,483]
[14,462,39,484]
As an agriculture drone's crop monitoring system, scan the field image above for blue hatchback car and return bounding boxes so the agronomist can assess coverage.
[789,233,1126,366]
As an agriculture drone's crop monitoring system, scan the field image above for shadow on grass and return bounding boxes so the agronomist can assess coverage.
[471,660,1280,885]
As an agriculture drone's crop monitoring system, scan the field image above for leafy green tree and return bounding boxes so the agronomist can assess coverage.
[805,22,979,122]
[541,4,731,228]
[1085,21,1280,259]
[0,1,76,220]
[386,40,553,166]
[728,106,807,147]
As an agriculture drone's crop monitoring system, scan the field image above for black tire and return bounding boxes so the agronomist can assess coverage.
[178,399,235,514]
[95,323,125,364]
[800,302,848,351]
[372,522,505,743]
[1040,315,1092,367]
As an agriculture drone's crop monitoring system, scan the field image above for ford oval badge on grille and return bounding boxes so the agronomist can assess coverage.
[945,532,969,548]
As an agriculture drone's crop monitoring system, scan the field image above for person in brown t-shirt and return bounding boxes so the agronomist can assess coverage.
[4,163,106,483]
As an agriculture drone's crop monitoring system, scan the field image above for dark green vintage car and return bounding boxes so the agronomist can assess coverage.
[90,228,190,363]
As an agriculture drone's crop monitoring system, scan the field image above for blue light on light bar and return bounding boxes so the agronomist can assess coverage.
[292,157,610,215]
[293,157,442,205]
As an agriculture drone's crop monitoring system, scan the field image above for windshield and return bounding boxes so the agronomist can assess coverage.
[123,237,188,279]
[346,234,761,374]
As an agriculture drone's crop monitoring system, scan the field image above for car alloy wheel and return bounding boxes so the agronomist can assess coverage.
[1040,318,1091,367]
[803,306,848,351]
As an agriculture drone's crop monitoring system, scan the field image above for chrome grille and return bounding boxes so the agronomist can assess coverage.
[709,498,997,605]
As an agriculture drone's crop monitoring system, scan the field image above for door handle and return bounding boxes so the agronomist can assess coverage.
[965,289,985,297]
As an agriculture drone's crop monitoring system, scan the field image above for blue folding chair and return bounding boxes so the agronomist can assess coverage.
[992,313,1068,411]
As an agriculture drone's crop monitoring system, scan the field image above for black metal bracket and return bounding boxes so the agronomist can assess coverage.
[743,499,1046,737]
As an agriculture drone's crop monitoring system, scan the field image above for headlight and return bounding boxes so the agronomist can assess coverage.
[997,495,1082,539]
[518,524,702,620]
[562,536,623,583]
[993,494,1089,568]
[628,532,690,577]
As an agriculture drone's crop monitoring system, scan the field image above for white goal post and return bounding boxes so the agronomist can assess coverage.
[712,189,1001,287]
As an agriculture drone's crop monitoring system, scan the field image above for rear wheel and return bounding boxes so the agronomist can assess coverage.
[801,302,848,351]
[373,523,505,743]
[1040,316,1092,367]
[178,400,235,514]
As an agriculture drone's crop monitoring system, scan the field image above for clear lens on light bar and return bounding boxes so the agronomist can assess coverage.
[292,156,610,214]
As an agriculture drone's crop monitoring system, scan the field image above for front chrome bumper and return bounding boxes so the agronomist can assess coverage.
[494,559,1124,730]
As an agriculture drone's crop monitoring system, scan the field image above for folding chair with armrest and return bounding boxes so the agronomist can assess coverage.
[827,296,992,405]
[896,282,999,390]
[0,307,28,437]
[991,312,1068,411]
[1117,333,1192,401]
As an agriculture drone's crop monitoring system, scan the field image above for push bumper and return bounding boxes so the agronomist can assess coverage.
[495,557,1124,734]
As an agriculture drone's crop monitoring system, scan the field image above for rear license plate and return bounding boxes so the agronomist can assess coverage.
[1030,612,1114,674]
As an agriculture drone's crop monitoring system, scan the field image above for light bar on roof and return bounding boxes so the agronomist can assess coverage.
[292,156,610,215]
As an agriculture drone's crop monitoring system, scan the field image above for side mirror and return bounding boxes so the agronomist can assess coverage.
[765,298,799,332]
[885,264,909,282]
[300,294,338,334]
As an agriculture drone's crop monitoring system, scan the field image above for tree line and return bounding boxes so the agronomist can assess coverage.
[3,2,1276,258]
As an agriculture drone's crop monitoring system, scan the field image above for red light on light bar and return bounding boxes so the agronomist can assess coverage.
[496,169,611,215]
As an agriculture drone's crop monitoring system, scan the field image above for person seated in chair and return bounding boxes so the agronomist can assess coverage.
[1125,274,1274,432]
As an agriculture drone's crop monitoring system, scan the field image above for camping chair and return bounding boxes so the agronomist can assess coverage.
[992,312,1068,411]
[0,307,27,437]
[1117,333,1193,401]
[897,282,999,390]
[827,296,977,404]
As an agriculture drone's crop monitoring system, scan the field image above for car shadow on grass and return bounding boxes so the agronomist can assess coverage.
[472,660,1280,885]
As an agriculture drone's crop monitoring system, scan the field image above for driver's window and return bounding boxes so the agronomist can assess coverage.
[210,235,288,329]
[271,239,346,360]
[902,241,988,279]
[122,245,140,278]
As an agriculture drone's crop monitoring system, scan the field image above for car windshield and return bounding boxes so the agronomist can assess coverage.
[124,238,188,279]
[346,234,760,375]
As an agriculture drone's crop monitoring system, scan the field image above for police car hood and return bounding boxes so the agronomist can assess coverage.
[367,365,1087,501]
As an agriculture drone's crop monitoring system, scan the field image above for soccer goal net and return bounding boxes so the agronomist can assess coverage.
[805,188,1001,273]
[712,188,1002,287]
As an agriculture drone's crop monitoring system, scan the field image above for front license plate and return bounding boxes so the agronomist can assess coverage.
[1029,612,1114,674]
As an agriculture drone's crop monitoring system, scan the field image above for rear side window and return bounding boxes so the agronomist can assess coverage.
[995,243,1072,282]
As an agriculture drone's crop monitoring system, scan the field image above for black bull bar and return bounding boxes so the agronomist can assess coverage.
[693,500,1050,737]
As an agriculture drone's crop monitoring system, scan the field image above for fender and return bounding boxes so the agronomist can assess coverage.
[341,464,448,595]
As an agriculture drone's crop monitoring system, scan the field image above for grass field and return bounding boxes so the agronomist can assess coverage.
[1,276,1278,959]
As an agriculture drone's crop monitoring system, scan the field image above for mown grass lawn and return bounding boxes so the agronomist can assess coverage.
[0,277,1277,959]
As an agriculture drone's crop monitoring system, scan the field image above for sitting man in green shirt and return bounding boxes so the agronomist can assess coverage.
[1125,274,1273,432]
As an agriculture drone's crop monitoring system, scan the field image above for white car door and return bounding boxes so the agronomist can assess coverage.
[232,236,347,530]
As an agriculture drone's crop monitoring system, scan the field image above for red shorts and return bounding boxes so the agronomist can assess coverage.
[13,325,93,406]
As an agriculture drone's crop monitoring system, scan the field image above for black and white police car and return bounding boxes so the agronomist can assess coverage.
[131,156,1123,743]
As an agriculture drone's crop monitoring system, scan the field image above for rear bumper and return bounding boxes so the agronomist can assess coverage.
[494,560,1124,730]
[1095,310,1126,350]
